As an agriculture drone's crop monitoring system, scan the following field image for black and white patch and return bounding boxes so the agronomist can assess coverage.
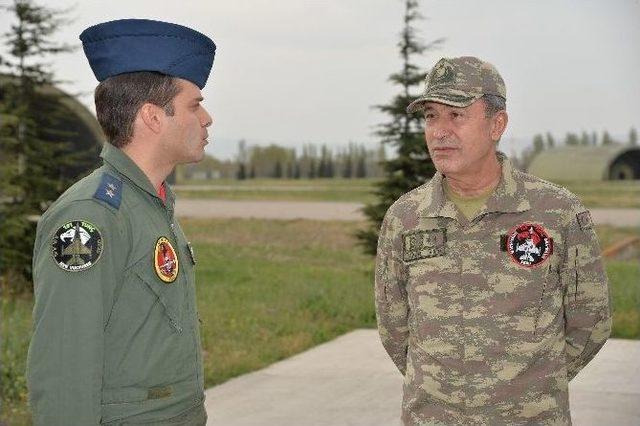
[51,220,103,271]
[506,223,553,268]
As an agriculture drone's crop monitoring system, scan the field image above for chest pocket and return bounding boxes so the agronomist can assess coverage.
[132,251,186,333]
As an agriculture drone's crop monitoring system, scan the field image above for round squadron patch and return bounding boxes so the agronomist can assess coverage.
[51,220,103,271]
[154,237,179,283]
[506,223,553,268]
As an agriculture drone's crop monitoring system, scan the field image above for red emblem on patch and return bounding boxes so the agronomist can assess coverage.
[506,223,553,268]
[154,237,179,283]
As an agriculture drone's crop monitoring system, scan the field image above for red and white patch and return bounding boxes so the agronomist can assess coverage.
[154,237,179,283]
[506,223,553,268]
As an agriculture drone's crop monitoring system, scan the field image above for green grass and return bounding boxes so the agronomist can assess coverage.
[182,218,376,386]
[2,221,638,423]
[0,295,32,425]
[174,178,640,208]
[593,225,640,249]
[556,180,640,208]
[607,260,640,339]
[174,178,379,203]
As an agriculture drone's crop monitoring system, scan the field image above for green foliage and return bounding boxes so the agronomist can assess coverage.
[0,294,32,423]
[601,130,614,145]
[629,127,637,146]
[0,0,96,290]
[608,260,640,339]
[357,0,442,254]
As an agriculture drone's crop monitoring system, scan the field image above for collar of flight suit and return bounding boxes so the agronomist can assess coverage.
[419,151,531,220]
[99,143,176,212]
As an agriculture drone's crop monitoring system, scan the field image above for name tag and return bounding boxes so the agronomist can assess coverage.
[403,228,446,262]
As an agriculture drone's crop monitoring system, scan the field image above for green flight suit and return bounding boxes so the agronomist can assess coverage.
[27,143,206,425]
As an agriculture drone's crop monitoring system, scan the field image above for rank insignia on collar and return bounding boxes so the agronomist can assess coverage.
[51,220,103,271]
[506,223,553,268]
[154,237,179,283]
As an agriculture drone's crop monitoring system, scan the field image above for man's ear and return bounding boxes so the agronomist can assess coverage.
[138,103,166,134]
[491,110,508,142]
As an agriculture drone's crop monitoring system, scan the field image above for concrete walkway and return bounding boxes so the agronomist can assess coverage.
[204,330,640,426]
[176,199,639,226]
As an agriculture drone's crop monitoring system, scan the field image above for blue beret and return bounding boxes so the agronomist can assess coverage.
[80,19,216,89]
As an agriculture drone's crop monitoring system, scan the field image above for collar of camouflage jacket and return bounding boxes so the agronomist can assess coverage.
[419,152,531,219]
[99,143,176,209]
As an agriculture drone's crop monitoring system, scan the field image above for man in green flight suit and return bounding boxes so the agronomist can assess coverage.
[27,19,216,425]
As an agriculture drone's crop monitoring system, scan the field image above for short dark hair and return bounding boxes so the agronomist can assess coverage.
[94,72,180,147]
[482,94,506,118]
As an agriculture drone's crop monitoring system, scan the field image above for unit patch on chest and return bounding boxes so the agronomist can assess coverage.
[505,223,553,268]
[51,220,103,271]
[154,237,179,283]
[403,228,446,262]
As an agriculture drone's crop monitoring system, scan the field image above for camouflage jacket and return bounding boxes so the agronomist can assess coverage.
[375,154,611,425]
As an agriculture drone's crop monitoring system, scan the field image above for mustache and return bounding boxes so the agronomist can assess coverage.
[430,138,459,148]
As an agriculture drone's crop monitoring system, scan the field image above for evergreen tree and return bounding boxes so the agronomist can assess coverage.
[564,132,580,146]
[357,0,443,254]
[532,134,545,152]
[545,132,555,148]
[580,131,590,146]
[629,127,637,146]
[602,131,614,145]
[0,0,92,289]
[274,161,283,178]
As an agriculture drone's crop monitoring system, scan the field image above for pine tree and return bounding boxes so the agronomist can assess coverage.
[0,0,93,290]
[357,0,443,254]
[532,134,545,152]
[602,131,614,146]
[545,132,555,148]
[629,127,637,146]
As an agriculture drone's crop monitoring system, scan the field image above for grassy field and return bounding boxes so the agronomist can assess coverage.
[558,180,640,208]
[174,178,640,208]
[2,221,638,423]
[174,178,379,203]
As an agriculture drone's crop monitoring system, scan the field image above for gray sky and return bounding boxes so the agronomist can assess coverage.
[1,0,639,159]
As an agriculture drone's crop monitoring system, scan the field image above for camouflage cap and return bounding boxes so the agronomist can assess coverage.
[407,56,506,113]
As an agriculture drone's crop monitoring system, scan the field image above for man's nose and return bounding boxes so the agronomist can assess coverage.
[201,108,213,127]
[431,122,451,140]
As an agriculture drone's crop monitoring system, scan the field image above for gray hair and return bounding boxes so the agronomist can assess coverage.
[482,94,506,118]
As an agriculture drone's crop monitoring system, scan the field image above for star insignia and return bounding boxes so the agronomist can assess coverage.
[105,189,115,198]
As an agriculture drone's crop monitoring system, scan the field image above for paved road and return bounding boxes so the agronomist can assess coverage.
[176,199,639,226]
[205,330,640,426]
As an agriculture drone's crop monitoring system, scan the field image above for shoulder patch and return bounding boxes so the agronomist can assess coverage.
[576,210,593,230]
[93,173,122,209]
[51,220,103,271]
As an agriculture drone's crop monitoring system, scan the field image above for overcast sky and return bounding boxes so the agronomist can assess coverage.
[1,0,639,159]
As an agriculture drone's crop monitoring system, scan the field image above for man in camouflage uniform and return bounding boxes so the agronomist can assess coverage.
[375,56,610,425]
[27,19,215,425]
